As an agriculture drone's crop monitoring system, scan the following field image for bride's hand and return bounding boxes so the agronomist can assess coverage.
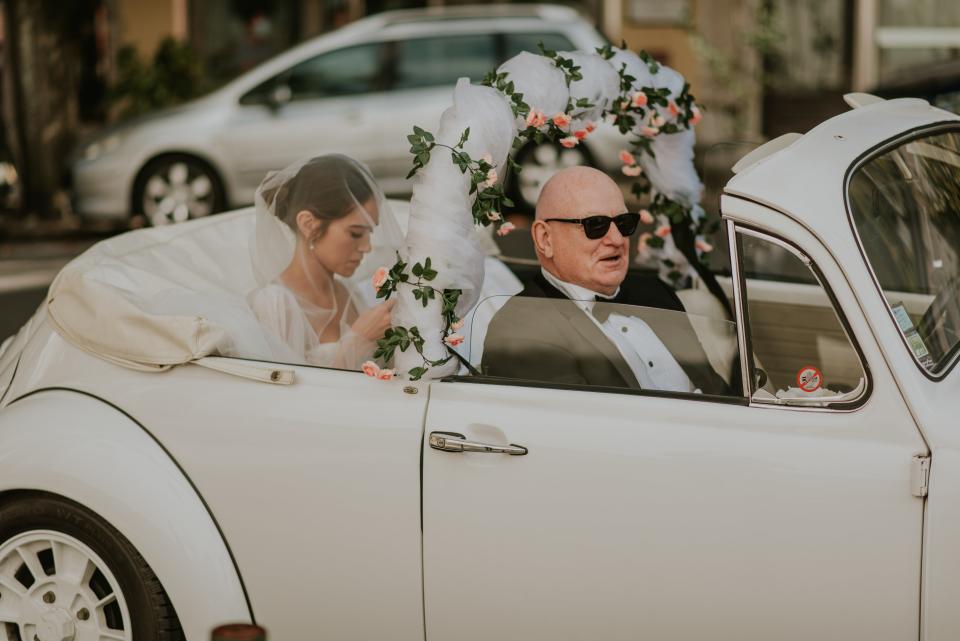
[351,299,397,342]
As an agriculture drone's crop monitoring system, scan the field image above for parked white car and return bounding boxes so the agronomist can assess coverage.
[72,4,619,225]
[4,96,959,640]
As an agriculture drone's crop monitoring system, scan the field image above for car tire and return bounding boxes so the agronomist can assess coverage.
[132,154,226,226]
[505,141,595,212]
[0,493,184,641]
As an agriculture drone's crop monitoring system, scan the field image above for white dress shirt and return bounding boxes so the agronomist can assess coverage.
[541,269,696,393]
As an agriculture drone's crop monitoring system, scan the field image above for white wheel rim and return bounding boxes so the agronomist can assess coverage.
[0,530,132,641]
[519,145,588,206]
[142,161,216,225]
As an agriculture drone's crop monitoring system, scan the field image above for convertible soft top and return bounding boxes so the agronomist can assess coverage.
[47,209,275,371]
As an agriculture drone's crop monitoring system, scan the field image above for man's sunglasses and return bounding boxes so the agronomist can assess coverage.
[543,213,641,240]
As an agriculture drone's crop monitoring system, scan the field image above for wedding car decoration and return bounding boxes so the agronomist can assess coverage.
[372,45,708,381]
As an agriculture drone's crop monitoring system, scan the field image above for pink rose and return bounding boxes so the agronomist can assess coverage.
[641,126,660,138]
[639,209,654,225]
[480,167,498,190]
[695,239,714,253]
[621,164,642,177]
[631,91,648,108]
[376,368,395,381]
[618,150,636,165]
[487,210,502,221]
[525,110,547,129]
[443,333,465,347]
[559,136,578,148]
[372,267,389,290]
[668,100,680,117]
[637,232,653,254]
[450,318,464,330]
[585,120,597,133]
[362,361,380,377]
[552,112,571,129]
[573,129,589,140]
[650,114,666,128]
[496,222,516,237]
[655,224,671,238]
[690,106,702,125]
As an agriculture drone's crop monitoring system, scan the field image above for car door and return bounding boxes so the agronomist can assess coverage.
[421,222,927,641]
[216,42,389,203]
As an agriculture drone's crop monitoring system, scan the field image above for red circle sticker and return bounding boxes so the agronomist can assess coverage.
[796,366,823,393]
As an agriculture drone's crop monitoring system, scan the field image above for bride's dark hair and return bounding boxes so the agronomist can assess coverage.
[267,154,376,238]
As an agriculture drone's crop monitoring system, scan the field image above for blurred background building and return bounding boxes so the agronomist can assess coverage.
[0,0,958,218]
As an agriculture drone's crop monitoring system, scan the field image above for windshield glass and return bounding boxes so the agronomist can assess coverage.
[848,128,960,375]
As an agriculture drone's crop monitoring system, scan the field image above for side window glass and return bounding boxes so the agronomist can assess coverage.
[501,32,574,61]
[287,43,384,99]
[393,35,496,90]
[737,231,867,406]
[469,293,740,400]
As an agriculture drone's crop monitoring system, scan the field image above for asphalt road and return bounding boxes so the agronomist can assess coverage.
[1,286,45,340]
[0,240,95,342]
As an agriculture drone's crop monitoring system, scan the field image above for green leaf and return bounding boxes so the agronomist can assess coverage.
[412,262,423,277]
[408,366,428,381]
[413,125,425,136]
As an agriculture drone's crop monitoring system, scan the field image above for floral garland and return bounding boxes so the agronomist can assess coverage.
[364,44,707,381]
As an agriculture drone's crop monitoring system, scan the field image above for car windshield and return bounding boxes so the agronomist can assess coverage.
[848,128,960,375]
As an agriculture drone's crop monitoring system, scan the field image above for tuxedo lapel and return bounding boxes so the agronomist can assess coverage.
[528,272,641,389]
[556,302,642,390]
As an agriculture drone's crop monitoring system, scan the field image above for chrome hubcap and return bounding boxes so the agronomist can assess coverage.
[0,531,132,641]
[518,144,588,206]
[143,161,214,226]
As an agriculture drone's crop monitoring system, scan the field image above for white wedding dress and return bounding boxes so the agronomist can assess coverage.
[249,280,374,369]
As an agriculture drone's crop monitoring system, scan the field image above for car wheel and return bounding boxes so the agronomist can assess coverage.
[506,141,594,212]
[0,493,183,641]
[133,155,225,226]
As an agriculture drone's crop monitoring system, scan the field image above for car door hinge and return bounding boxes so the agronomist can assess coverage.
[911,455,931,498]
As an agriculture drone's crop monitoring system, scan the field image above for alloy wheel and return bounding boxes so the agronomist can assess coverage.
[516,143,591,209]
[141,160,216,226]
[0,530,131,641]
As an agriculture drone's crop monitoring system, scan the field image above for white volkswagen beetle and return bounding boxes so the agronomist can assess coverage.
[2,96,959,641]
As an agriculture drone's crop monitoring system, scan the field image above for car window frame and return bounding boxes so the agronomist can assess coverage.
[844,120,960,382]
[728,220,873,411]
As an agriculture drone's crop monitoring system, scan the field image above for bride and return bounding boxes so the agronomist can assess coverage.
[248,155,401,369]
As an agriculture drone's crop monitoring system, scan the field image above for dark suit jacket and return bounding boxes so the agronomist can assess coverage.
[482,272,730,396]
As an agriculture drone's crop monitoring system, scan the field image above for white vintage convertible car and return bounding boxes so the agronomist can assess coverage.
[1,95,959,641]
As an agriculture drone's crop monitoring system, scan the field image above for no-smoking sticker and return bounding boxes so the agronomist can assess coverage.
[796,366,823,393]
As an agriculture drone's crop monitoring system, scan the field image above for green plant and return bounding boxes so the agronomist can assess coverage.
[110,37,206,120]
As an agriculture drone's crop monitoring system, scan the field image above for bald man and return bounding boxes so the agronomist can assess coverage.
[482,167,728,395]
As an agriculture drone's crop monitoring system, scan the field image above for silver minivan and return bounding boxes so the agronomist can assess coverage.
[73,4,620,225]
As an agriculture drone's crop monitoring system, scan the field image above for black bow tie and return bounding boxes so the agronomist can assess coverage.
[592,294,619,323]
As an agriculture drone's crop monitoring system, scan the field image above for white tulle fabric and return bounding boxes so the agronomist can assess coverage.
[563,51,620,127]
[244,155,404,370]
[394,80,515,374]
[402,48,703,377]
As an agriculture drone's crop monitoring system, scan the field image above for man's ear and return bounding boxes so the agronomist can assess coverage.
[295,210,318,239]
[531,220,553,259]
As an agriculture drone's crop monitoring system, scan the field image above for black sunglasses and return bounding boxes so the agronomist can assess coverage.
[544,212,641,240]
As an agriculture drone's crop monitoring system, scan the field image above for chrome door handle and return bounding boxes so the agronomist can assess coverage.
[429,431,528,456]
